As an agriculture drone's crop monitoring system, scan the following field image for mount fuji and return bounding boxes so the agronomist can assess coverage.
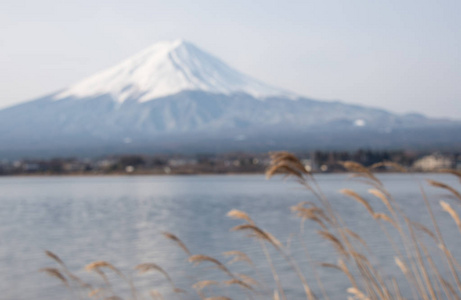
[54,39,293,102]
[0,39,460,158]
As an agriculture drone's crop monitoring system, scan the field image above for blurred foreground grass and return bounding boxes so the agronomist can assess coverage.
[41,152,461,300]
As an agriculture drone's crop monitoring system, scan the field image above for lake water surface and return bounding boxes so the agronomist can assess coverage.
[1,174,460,299]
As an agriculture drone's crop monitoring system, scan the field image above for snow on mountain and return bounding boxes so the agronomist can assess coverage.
[54,39,294,103]
[0,39,460,158]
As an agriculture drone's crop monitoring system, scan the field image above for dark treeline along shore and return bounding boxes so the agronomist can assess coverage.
[1,149,459,176]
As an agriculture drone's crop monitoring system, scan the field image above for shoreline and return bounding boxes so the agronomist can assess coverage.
[0,170,452,178]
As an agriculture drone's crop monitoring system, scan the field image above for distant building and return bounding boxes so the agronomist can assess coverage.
[301,159,313,172]
[168,158,197,167]
[456,158,461,170]
[97,159,116,169]
[63,162,85,172]
[22,162,40,172]
[413,153,452,171]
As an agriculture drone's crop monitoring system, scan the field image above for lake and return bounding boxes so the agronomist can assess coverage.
[0,174,460,299]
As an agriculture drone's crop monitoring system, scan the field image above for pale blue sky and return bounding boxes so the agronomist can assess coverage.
[1,0,460,118]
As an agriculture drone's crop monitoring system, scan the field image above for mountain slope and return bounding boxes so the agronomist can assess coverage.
[54,39,292,103]
[0,40,459,158]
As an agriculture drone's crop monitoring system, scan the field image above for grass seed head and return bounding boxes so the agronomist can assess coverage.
[340,189,374,216]
[193,280,220,291]
[162,232,192,256]
[40,268,69,287]
[227,209,254,225]
[223,250,253,266]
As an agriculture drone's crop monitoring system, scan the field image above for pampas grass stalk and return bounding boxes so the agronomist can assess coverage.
[40,151,461,300]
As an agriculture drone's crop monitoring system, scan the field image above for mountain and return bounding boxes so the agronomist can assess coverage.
[0,39,460,158]
[55,39,292,102]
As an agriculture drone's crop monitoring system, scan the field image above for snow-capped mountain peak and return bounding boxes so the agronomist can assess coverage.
[54,39,293,103]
